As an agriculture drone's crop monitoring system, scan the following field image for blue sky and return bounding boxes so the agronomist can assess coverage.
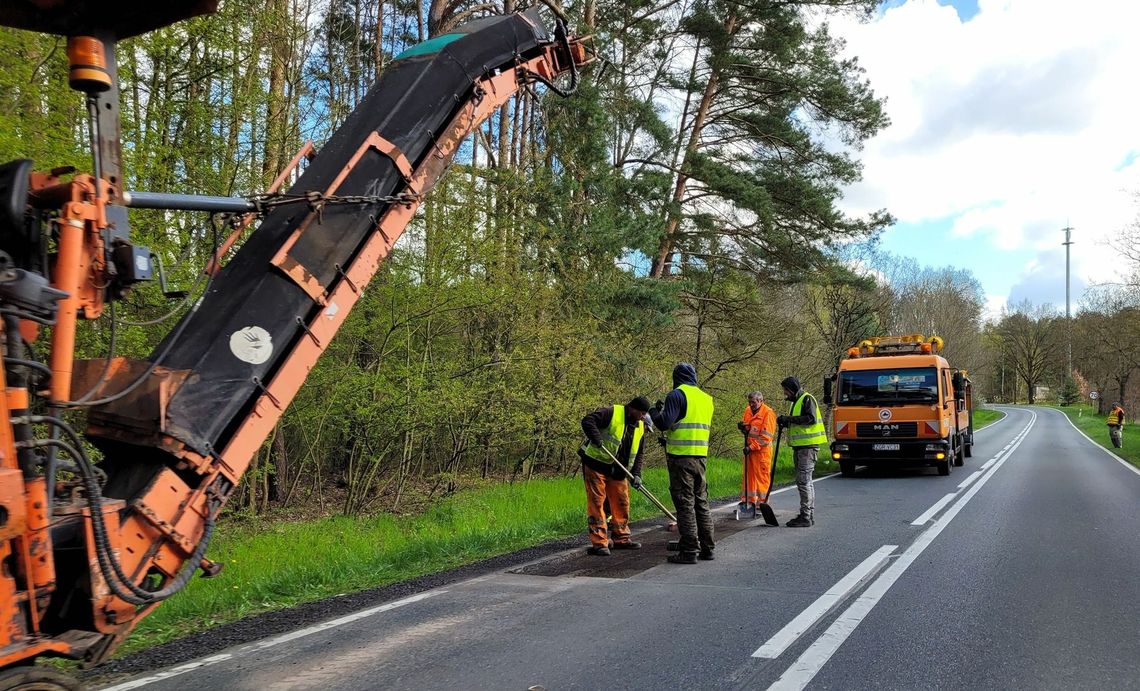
[833,0,1140,316]
[883,0,979,21]
[879,218,1032,300]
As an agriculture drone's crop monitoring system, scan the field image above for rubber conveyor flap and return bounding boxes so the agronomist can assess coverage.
[88,10,555,458]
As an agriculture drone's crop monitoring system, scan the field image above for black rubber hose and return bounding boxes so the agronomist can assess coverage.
[2,358,52,382]
[4,315,38,477]
[528,19,580,98]
[15,416,215,604]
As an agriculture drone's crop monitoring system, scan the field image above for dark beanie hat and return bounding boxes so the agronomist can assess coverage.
[628,395,651,412]
[781,376,801,393]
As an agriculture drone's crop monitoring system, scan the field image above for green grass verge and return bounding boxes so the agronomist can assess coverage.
[124,445,838,654]
[1055,404,1139,470]
[972,408,1003,430]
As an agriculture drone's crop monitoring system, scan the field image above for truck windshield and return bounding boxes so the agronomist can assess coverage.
[837,367,939,405]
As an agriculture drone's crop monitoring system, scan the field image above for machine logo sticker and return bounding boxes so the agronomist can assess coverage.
[230,326,273,365]
[878,408,892,422]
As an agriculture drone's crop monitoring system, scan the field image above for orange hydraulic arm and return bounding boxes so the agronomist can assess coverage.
[0,2,589,685]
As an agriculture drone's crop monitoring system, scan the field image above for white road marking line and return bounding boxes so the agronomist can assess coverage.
[767,412,1037,691]
[956,470,983,490]
[1054,407,1140,478]
[910,493,956,526]
[99,590,444,690]
[752,545,897,659]
[911,413,1023,526]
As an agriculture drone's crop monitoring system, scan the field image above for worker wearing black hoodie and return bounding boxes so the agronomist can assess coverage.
[651,363,716,564]
[578,396,651,556]
[776,376,827,527]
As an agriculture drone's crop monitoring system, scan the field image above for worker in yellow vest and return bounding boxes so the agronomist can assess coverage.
[1107,402,1126,449]
[776,376,826,527]
[651,363,715,564]
[579,396,651,556]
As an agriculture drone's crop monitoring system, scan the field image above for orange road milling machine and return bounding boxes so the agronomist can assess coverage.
[0,2,589,687]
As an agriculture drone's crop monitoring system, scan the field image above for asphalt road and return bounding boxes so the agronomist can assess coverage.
[100,407,1140,691]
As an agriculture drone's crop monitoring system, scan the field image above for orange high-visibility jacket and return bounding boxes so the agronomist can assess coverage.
[742,403,776,452]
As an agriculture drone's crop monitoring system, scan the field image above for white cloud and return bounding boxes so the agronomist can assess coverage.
[1007,246,1088,309]
[983,292,1006,322]
[830,0,1140,294]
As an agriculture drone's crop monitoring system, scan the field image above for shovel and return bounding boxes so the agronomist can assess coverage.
[655,434,681,532]
[599,446,678,524]
[753,426,783,526]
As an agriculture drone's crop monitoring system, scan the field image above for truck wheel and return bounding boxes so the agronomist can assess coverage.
[840,461,856,477]
[964,441,973,458]
[937,456,951,476]
[953,436,965,467]
[0,667,81,690]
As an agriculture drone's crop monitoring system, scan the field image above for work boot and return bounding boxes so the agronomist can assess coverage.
[611,541,642,550]
[587,546,611,556]
[667,551,698,564]
[699,549,715,561]
[785,514,814,528]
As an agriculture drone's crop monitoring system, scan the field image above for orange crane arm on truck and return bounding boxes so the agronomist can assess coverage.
[0,3,589,687]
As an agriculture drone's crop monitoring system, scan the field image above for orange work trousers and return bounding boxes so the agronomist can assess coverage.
[583,465,632,547]
[742,448,773,504]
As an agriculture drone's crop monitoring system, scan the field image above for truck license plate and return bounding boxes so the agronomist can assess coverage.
[873,443,900,451]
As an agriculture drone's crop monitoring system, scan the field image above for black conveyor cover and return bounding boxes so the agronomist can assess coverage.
[92,10,553,457]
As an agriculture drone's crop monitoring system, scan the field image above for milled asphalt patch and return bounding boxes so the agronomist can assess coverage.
[511,512,766,578]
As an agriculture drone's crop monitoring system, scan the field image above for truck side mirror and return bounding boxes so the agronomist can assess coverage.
[822,376,833,405]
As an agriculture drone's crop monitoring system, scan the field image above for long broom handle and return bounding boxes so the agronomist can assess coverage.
[760,425,783,504]
[600,446,678,522]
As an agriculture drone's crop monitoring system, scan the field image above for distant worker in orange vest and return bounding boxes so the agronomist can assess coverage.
[737,391,776,517]
[1107,402,1126,449]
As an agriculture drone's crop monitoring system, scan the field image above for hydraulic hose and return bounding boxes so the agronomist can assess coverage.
[14,415,215,605]
[528,19,580,98]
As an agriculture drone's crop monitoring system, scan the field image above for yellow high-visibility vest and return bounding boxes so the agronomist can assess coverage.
[1107,407,1124,427]
[665,384,714,457]
[788,392,827,447]
[581,404,645,462]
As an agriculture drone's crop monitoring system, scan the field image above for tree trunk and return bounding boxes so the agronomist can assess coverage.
[268,422,285,502]
[650,13,736,278]
[375,0,385,80]
[262,0,289,184]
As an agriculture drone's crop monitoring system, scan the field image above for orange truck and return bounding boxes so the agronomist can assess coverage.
[823,334,974,477]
